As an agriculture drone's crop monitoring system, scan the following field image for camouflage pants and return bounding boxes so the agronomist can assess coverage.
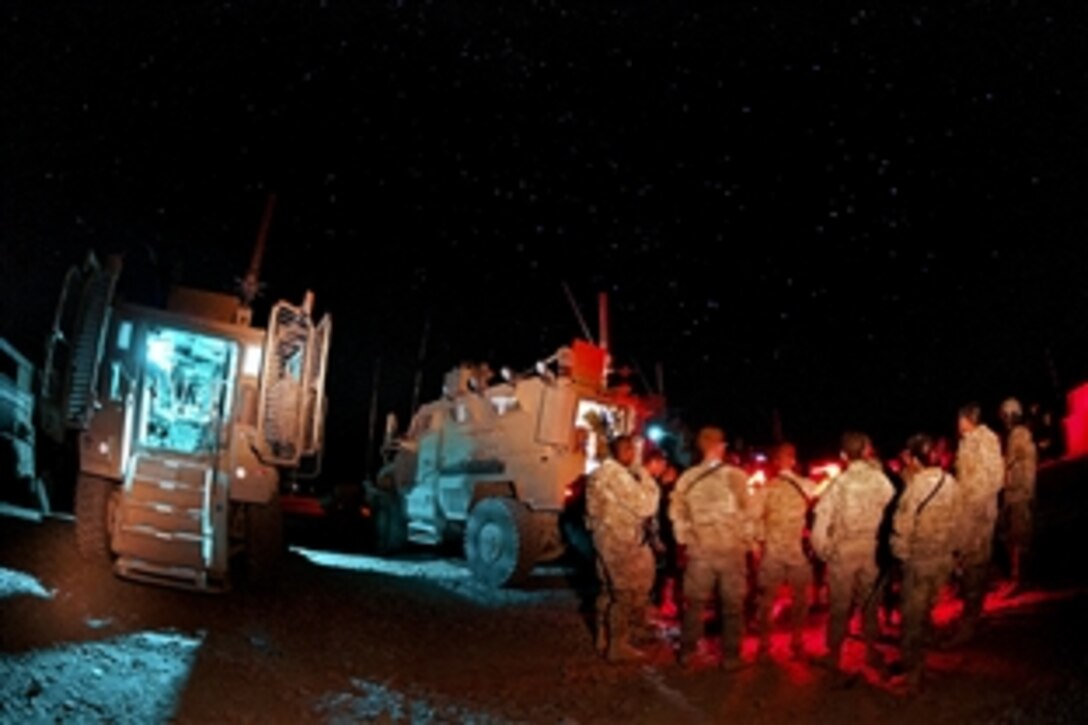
[826,554,880,656]
[1002,498,1033,554]
[681,548,747,659]
[958,559,991,632]
[900,562,949,673]
[958,506,999,632]
[958,536,996,632]
[595,538,655,650]
[757,556,810,647]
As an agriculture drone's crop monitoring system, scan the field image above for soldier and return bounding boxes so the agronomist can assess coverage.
[755,442,818,660]
[669,426,755,670]
[948,402,1005,647]
[891,434,962,693]
[644,450,680,613]
[810,431,895,672]
[585,435,661,662]
[999,397,1037,595]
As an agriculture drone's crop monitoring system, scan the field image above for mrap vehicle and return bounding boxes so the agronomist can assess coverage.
[40,243,330,592]
[368,338,662,588]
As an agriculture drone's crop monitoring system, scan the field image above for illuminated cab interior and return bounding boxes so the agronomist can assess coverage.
[138,326,237,456]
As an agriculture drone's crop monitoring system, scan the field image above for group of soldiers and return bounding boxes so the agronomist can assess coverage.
[584,397,1038,693]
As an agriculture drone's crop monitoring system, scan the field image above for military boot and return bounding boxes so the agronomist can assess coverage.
[608,640,648,663]
[866,644,887,677]
[940,620,976,650]
[607,602,646,663]
[811,647,841,671]
[630,612,659,645]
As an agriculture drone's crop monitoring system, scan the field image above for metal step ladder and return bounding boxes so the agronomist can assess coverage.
[112,453,226,591]
[65,265,117,426]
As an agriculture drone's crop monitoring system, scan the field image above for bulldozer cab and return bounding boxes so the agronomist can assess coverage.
[136,324,238,458]
[41,260,331,478]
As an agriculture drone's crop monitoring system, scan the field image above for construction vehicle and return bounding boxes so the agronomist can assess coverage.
[367,296,663,588]
[38,195,332,591]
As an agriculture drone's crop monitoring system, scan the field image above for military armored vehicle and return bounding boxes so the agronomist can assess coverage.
[368,337,661,588]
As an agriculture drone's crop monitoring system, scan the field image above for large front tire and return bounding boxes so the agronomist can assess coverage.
[74,474,114,564]
[371,487,408,555]
[464,497,539,588]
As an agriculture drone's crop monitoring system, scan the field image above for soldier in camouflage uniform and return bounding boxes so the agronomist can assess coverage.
[754,442,818,660]
[810,431,895,671]
[999,398,1037,594]
[949,402,1005,646]
[669,426,755,670]
[585,435,661,662]
[891,434,963,693]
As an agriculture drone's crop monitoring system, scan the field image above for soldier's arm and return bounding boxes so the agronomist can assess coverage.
[800,476,820,500]
[729,468,752,511]
[751,485,767,544]
[809,486,835,560]
[584,475,601,530]
[986,440,1007,496]
[1006,429,1021,469]
[583,472,609,529]
[627,467,661,518]
[953,447,970,485]
[669,476,692,545]
[890,482,918,562]
[811,475,834,499]
[948,474,967,554]
[1007,428,1037,480]
[960,439,982,494]
[880,472,896,507]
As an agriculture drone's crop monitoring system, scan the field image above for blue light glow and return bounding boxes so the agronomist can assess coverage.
[0,566,54,600]
[646,425,666,444]
[0,629,204,722]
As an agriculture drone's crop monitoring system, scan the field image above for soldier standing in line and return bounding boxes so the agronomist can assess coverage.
[999,397,1038,596]
[670,426,755,671]
[754,442,819,660]
[644,450,681,616]
[585,435,660,662]
[947,402,1005,647]
[810,431,895,672]
[890,434,963,694]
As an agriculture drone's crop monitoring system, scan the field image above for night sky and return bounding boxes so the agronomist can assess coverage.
[3,2,1087,476]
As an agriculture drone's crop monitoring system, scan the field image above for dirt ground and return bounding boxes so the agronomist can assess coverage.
[2,509,1088,725]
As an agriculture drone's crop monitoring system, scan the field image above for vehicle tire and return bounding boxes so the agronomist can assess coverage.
[246,494,284,587]
[464,497,538,588]
[74,474,114,563]
[371,487,407,555]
